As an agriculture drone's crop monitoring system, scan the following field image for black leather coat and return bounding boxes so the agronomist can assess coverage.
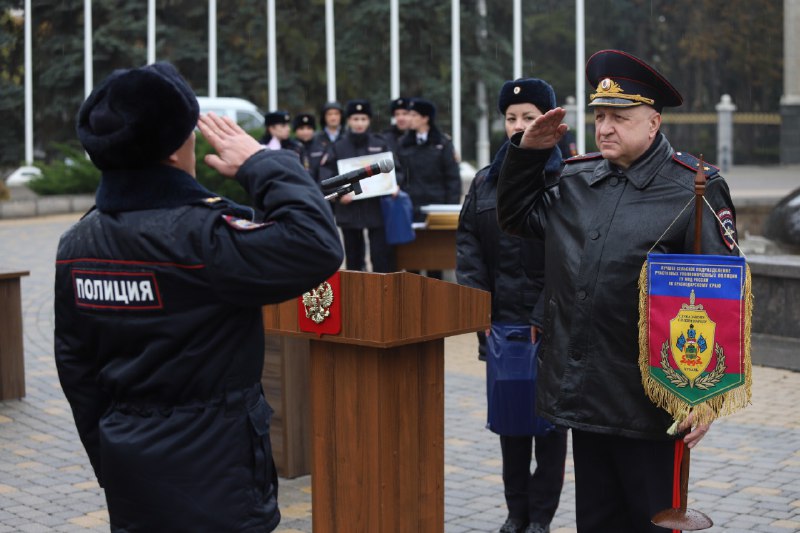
[497,132,738,439]
[55,150,343,531]
[456,143,552,327]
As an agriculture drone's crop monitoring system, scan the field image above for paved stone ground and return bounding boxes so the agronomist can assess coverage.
[1,214,799,532]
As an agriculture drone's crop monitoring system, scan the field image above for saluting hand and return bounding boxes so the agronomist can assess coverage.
[198,112,265,178]
[519,107,569,151]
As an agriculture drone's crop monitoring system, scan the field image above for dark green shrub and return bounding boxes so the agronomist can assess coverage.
[29,143,101,195]
[27,128,264,203]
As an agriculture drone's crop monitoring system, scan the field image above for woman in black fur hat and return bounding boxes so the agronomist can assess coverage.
[456,78,568,533]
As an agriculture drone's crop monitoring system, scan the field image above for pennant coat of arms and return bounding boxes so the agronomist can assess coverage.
[638,253,753,430]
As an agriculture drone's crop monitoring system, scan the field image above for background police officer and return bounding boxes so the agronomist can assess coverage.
[319,99,396,273]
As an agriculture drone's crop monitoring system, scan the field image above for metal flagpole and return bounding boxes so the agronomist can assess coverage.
[575,0,585,155]
[451,0,461,157]
[267,0,277,109]
[390,0,399,99]
[84,0,92,99]
[208,0,217,98]
[651,158,713,532]
[513,0,521,79]
[24,0,33,165]
[325,0,336,102]
[147,0,156,64]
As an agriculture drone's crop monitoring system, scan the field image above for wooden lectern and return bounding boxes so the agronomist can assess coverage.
[262,271,489,532]
[0,269,29,400]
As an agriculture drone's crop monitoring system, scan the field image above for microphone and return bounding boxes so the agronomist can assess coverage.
[321,159,394,190]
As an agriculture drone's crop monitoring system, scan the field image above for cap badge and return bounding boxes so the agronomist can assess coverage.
[590,78,655,106]
[284,114,290,121]
[356,104,363,111]
[513,86,521,94]
[599,78,622,94]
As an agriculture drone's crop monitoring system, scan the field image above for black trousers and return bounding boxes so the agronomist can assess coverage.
[500,427,568,525]
[341,227,395,273]
[572,429,680,533]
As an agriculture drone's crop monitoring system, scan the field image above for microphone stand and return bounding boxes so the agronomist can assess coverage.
[323,180,363,202]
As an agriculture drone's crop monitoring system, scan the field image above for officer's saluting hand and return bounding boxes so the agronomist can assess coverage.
[198,111,265,177]
[517,107,569,151]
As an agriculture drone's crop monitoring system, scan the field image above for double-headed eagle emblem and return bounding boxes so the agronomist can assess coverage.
[302,281,334,324]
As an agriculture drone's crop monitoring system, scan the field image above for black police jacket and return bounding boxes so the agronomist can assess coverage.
[497,132,739,439]
[456,143,546,327]
[397,126,461,222]
[297,136,327,183]
[319,130,392,228]
[54,149,343,532]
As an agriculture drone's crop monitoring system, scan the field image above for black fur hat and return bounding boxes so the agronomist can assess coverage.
[292,113,316,130]
[264,111,291,127]
[390,97,410,114]
[345,99,372,118]
[77,62,199,171]
[497,78,557,115]
[408,98,436,122]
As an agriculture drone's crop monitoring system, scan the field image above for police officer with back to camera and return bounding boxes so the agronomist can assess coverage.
[496,50,738,532]
[54,62,343,532]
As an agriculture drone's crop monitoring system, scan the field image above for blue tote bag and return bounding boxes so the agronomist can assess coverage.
[380,191,415,245]
[486,323,554,436]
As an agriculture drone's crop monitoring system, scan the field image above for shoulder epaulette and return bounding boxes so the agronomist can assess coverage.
[564,152,603,164]
[672,152,719,177]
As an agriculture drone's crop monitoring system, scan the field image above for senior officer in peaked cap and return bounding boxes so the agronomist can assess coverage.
[56,62,343,532]
[496,50,739,532]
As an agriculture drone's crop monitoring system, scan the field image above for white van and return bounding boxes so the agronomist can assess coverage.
[196,97,263,131]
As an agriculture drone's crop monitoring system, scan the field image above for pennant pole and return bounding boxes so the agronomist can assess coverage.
[651,157,713,531]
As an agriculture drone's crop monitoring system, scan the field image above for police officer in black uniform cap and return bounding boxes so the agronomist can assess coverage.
[315,101,344,147]
[319,99,396,273]
[397,97,461,279]
[496,50,739,532]
[292,112,325,182]
[381,96,411,156]
[55,62,343,532]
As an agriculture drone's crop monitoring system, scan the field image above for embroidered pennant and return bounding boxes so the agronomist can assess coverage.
[638,254,752,429]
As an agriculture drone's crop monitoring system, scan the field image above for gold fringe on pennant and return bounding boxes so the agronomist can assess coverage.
[638,261,754,433]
